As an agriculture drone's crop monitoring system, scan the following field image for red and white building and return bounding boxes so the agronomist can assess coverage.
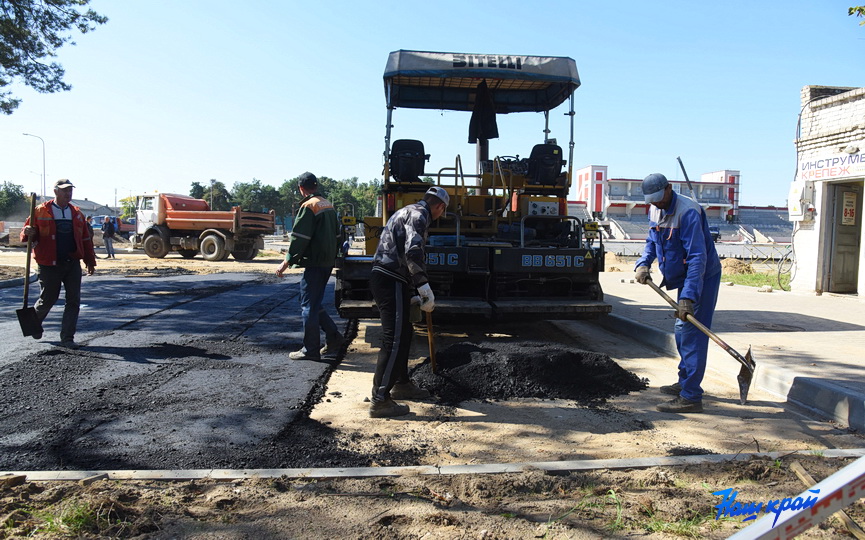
[569,166,791,243]
[571,165,741,222]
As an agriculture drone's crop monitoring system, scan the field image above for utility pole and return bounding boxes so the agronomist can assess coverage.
[22,133,46,198]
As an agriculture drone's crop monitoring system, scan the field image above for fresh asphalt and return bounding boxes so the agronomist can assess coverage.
[0,272,350,470]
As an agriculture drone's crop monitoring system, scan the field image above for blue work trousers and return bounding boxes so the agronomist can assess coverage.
[299,266,339,358]
[674,269,722,402]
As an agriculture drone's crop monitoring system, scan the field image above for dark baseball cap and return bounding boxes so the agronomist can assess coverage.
[299,172,318,189]
[642,173,669,203]
[54,179,75,189]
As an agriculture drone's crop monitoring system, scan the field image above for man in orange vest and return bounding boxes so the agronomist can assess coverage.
[21,179,97,348]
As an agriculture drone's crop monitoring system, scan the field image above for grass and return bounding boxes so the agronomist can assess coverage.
[643,513,714,538]
[722,272,790,290]
[22,499,133,537]
[605,489,626,532]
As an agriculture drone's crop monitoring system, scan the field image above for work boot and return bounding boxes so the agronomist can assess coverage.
[369,398,410,418]
[390,381,431,400]
[656,396,703,413]
[319,334,346,357]
[289,350,319,361]
[659,382,682,396]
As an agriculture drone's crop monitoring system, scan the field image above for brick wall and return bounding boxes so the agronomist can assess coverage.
[797,86,865,153]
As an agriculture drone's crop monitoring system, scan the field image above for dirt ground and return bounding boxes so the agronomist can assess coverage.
[1,247,863,539]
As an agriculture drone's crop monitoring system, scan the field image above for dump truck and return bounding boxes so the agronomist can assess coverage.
[132,193,275,261]
[336,50,611,320]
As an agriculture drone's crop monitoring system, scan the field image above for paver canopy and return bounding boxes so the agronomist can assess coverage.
[383,50,580,113]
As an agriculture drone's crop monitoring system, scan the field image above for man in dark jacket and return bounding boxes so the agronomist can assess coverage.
[21,179,97,348]
[634,173,722,413]
[276,172,343,361]
[369,186,449,418]
[101,216,116,259]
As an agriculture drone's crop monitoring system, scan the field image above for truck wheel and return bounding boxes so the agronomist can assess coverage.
[231,247,258,260]
[178,249,197,259]
[200,234,226,261]
[143,234,169,259]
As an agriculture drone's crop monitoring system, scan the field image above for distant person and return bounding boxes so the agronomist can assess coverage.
[20,179,97,349]
[85,215,94,239]
[368,186,448,418]
[275,172,344,361]
[634,173,721,413]
[101,216,116,259]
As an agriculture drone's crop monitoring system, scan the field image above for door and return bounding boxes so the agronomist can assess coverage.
[136,195,158,235]
[827,182,862,293]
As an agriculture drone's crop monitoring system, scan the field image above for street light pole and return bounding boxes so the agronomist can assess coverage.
[22,133,46,198]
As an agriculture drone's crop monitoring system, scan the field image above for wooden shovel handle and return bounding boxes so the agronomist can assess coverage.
[23,193,36,308]
[425,310,436,373]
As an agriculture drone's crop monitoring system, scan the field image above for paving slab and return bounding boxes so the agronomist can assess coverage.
[595,271,865,431]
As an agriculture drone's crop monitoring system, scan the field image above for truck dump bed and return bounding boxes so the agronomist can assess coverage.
[160,194,275,234]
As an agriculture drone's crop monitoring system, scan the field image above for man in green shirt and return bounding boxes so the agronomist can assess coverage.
[276,172,344,360]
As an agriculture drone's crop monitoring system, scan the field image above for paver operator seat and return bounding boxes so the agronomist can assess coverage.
[527,143,565,185]
[389,139,430,183]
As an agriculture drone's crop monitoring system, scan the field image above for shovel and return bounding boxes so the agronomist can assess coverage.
[646,279,755,404]
[17,193,42,337]
[425,311,437,373]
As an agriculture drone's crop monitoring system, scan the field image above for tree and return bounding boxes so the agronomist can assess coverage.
[0,180,26,217]
[277,178,301,229]
[189,181,206,200]
[232,179,270,212]
[850,6,865,25]
[119,195,136,220]
[190,180,230,210]
[0,0,107,114]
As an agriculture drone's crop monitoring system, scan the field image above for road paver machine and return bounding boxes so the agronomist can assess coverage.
[337,50,611,320]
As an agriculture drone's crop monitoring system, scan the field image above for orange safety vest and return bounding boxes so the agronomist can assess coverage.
[21,200,97,267]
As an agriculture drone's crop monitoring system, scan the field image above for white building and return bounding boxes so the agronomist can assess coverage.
[788,85,864,295]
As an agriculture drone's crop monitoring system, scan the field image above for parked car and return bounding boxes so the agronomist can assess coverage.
[709,225,721,242]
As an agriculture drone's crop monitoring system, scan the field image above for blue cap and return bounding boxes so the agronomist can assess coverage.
[642,173,669,203]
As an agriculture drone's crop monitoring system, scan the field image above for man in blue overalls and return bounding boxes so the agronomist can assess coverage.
[635,173,722,413]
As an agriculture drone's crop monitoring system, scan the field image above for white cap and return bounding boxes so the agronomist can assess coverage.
[425,186,449,207]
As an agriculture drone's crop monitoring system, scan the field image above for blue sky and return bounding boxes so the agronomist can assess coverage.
[1,0,862,209]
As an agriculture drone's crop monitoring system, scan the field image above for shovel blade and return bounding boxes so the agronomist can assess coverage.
[16,307,42,337]
[736,346,755,405]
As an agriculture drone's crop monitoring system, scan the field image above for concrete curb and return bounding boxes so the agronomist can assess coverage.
[594,313,864,432]
[5,449,864,481]
[0,272,37,290]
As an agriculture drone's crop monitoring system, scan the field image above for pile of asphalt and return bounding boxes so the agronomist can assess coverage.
[412,341,648,406]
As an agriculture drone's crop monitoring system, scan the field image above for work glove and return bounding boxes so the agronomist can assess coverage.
[410,295,421,305]
[635,266,650,284]
[677,298,694,322]
[417,283,435,313]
